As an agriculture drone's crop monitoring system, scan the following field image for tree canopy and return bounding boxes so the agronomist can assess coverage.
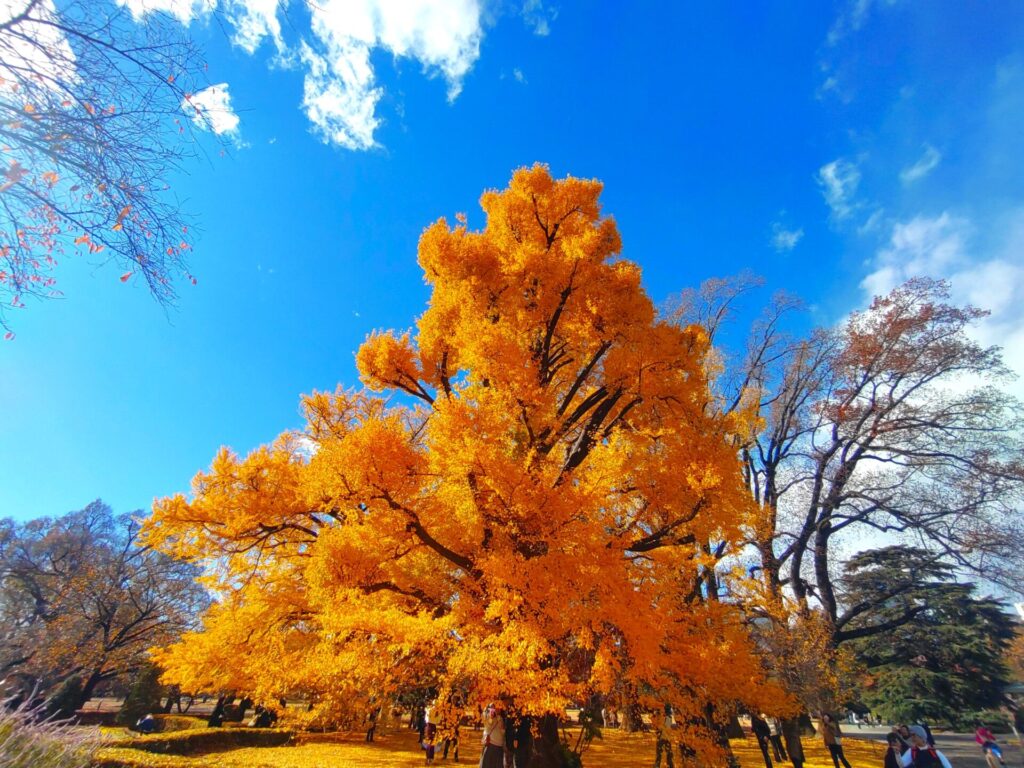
[0,0,209,329]
[672,274,1024,647]
[843,547,1016,726]
[146,165,787,765]
[0,500,206,715]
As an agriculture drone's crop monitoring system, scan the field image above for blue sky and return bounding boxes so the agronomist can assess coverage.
[3,0,1024,520]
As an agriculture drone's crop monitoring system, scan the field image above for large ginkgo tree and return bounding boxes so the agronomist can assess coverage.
[146,166,786,767]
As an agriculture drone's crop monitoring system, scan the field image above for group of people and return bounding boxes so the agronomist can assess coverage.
[883,723,952,768]
[411,700,532,767]
[749,712,1003,768]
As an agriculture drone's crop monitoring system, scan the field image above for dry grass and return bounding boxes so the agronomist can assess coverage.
[94,725,887,767]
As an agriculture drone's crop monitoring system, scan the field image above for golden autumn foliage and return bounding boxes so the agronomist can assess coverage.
[146,166,787,763]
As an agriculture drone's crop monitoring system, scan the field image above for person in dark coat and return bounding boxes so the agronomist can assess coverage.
[884,732,903,768]
[781,717,806,768]
[750,714,774,768]
[512,715,533,768]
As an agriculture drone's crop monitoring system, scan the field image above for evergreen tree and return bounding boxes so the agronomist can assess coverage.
[842,547,1015,725]
[117,664,165,728]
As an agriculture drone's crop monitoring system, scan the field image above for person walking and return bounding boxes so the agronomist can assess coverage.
[768,717,788,762]
[480,702,506,768]
[899,725,952,768]
[975,722,1006,766]
[821,713,853,768]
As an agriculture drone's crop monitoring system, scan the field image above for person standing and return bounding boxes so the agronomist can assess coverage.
[821,713,853,768]
[899,725,952,768]
[892,725,912,756]
[884,733,903,768]
[768,717,788,762]
[512,714,533,768]
[750,714,775,768]
[480,702,506,768]
[653,704,675,768]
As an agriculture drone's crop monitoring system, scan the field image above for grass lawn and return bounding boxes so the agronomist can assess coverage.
[95,724,887,767]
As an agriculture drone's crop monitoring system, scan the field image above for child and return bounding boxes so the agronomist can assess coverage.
[422,721,437,765]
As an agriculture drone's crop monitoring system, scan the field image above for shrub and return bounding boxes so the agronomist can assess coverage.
[118,727,293,755]
[0,701,97,768]
[150,715,205,733]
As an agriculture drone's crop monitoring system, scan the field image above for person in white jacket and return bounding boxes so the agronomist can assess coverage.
[900,725,953,768]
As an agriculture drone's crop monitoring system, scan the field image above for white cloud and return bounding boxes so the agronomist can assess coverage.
[299,42,380,150]
[770,222,804,252]
[117,0,215,24]
[223,0,282,52]
[861,209,1024,397]
[861,212,968,297]
[817,158,861,221]
[183,83,241,136]
[513,67,526,84]
[116,0,493,151]
[0,0,77,90]
[899,144,942,184]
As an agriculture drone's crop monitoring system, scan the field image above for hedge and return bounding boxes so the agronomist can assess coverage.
[113,727,293,756]
[148,715,207,734]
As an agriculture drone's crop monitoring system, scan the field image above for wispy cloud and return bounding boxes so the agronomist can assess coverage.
[899,144,942,184]
[513,67,526,84]
[183,83,240,137]
[826,0,898,46]
[521,0,557,36]
[770,222,804,252]
[817,158,861,221]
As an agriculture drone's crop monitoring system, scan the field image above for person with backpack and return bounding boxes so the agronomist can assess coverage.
[899,725,952,768]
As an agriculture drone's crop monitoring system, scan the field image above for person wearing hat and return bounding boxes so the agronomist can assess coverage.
[899,725,952,768]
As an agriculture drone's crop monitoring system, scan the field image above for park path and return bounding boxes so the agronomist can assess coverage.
[845,726,1023,768]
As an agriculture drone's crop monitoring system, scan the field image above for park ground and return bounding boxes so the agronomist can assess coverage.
[96,722,890,768]
[93,722,1024,768]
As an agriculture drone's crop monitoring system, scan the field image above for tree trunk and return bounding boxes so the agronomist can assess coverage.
[530,713,570,768]
[207,694,228,727]
[724,713,745,739]
[781,717,805,768]
[77,668,105,710]
[704,702,740,768]
[619,700,646,732]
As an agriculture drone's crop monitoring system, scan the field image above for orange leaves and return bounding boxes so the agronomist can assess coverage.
[357,330,424,395]
[4,160,27,184]
[120,272,132,282]
[41,170,59,186]
[147,168,776,752]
